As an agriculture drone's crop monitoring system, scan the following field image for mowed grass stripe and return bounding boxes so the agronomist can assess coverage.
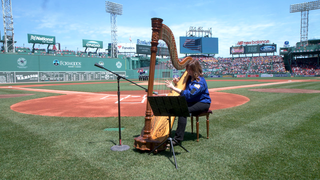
[1,80,319,179]
[253,81,320,90]
[156,89,320,178]
[208,91,320,178]
[0,93,121,179]
[0,117,115,179]
[231,100,320,179]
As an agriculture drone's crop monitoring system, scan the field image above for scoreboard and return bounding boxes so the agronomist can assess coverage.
[180,37,218,54]
[245,46,259,53]
[230,44,277,55]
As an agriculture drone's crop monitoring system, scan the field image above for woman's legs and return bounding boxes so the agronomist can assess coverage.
[174,102,210,142]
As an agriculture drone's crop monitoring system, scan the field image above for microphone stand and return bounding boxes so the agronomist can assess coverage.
[94,63,156,151]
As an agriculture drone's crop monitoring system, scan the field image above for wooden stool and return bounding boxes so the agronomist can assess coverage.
[190,110,212,142]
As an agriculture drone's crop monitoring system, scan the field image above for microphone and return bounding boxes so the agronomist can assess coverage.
[153,91,158,95]
[94,63,103,68]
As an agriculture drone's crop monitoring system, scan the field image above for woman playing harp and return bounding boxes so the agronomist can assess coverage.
[165,59,211,145]
[134,18,201,151]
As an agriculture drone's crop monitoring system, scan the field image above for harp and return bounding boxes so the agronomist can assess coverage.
[134,18,192,151]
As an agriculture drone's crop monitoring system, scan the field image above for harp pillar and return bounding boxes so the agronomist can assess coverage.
[134,18,164,151]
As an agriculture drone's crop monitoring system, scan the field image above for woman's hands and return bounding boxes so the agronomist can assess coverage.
[165,80,174,89]
[172,77,179,85]
[165,78,182,93]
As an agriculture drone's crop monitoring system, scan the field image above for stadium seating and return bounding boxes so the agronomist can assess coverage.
[176,56,287,76]
[16,47,31,54]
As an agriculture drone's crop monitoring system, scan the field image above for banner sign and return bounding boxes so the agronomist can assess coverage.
[137,39,167,47]
[117,43,136,53]
[136,45,151,54]
[261,74,273,77]
[232,44,277,54]
[237,40,270,46]
[236,75,246,78]
[260,45,276,53]
[82,39,103,48]
[303,75,316,77]
[158,47,169,56]
[230,46,245,54]
[248,74,259,77]
[28,34,56,44]
[136,44,169,56]
[274,74,289,77]
[16,72,39,82]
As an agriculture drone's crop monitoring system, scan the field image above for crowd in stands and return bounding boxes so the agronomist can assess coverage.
[291,66,320,76]
[160,59,175,69]
[293,42,320,53]
[169,55,289,76]
[11,47,320,76]
[291,58,320,76]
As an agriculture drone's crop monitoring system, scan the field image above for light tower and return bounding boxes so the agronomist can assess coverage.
[290,0,320,45]
[1,0,15,53]
[106,1,122,58]
[186,26,212,37]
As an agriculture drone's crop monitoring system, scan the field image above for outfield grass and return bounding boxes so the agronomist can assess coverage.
[0,77,319,179]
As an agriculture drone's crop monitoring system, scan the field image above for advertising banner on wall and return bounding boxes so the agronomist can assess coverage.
[230,46,245,54]
[259,45,276,53]
[28,34,56,44]
[158,47,169,56]
[232,44,277,54]
[117,43,136,53]
[237,40,270,46]
[261,74,274,77]
[136,45,151,54]
[136,45,169,56]
[82,39,103,48]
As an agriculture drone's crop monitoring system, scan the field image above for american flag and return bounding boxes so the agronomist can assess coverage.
[183,38,201,52]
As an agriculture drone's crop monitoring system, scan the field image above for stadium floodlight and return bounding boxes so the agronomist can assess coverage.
[186,26,212,37]
[1,0,15,53]
[106,1,123,58]
[290,0,320,45]
[290,0,320,12]
[106,1,122,15]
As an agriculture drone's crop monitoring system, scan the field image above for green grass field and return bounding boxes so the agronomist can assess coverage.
[1,77,319,179]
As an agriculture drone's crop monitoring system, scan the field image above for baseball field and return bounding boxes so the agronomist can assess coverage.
[1,77,319,179]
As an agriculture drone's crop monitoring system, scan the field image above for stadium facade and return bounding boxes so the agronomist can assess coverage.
[280,39,320,74]
[1,36,320,83]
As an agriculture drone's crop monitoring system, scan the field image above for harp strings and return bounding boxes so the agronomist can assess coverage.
[156,24,191,96]
[154,41,168,96]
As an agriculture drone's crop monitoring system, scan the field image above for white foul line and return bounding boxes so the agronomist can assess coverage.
[116,95,131,103]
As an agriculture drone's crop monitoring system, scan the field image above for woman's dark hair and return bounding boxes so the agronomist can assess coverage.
[186,59,203,82]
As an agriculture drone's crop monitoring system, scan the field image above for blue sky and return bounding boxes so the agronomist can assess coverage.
[1,0,320,57]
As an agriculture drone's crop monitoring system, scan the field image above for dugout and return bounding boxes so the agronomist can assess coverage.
[280,39,320,72]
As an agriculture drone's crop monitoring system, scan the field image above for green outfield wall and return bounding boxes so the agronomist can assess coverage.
[1,53,297,84]
[0,54,128,83]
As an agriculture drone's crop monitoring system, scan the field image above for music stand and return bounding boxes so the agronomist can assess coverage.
[147,96,190,169]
